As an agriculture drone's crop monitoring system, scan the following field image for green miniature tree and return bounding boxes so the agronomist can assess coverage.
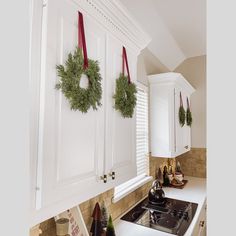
[106,215,116,236]
[101,200,108,230]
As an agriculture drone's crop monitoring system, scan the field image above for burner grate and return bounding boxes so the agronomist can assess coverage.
[158,216,179,229]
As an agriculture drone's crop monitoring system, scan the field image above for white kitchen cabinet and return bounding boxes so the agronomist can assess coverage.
[148,72,195,158]
[193,201,207,236]
[30,0,150,226]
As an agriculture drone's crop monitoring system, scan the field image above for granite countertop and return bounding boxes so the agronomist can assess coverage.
[114,176,206,236]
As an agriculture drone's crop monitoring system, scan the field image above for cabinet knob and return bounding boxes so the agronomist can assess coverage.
[109,171,115,180]
[100,174,107,183]
[200,220,205,227]
[184,145,189,149]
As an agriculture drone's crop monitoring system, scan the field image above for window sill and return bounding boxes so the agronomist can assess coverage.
[112,175,153,203]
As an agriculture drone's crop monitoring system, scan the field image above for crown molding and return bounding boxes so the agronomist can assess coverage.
[148,72,195,95]
[72,0,151,54]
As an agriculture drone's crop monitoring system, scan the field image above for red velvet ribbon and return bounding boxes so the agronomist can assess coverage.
[122,46,131,83]
[187,97,190,109]
[180,92,183,106]
[78,11,88,69]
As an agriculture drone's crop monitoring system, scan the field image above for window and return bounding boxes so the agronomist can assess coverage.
[136,86,149,176]
[113,84,152,203]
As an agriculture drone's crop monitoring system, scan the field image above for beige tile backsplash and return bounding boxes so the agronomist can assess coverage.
[176,148,206,178]
[32,148,206,235]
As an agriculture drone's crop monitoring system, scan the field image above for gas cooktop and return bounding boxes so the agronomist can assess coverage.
[121,197,198,236]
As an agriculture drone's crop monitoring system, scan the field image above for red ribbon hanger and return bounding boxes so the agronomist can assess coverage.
[78,11,88,69]
[187,97,190,109]
[180,92,183,106]
[122,46,131,83]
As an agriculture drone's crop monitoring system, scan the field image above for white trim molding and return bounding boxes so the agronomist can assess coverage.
[112,174,153,203]
[148,72,195,95]
[72,0,151,54]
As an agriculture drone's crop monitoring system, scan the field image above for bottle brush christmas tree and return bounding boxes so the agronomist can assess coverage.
[101,200,108,230]
[90,202,102,236]
[106,215,116,236]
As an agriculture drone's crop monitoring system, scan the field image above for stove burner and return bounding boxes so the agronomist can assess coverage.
[157,216,179,229]
[174,202,188,211]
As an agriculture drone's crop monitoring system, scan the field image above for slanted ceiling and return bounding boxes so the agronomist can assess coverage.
[119,0,206,71]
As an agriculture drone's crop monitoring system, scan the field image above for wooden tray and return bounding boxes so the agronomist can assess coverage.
[168,179,188,189]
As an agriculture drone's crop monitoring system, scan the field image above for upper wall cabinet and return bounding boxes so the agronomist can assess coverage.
[30,0,150,226]
[148,73,195,158]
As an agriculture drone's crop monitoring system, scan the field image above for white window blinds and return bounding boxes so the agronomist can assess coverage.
[136,87,149,176]
[112,85,151,203]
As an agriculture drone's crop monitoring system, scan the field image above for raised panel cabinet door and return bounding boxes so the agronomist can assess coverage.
[175,87,192,156]
[105,35,137,185]
[150,84,175,157]
[36,0,106,210]
[175,88,192,156]
[175,87,187,155]
[182,91,191,152]
[193,202,207,236]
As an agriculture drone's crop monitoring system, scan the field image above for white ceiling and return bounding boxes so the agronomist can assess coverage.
[119,0,206,70]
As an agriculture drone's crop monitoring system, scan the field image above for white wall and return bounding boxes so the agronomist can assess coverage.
[137,52,149,86]
[137,48,168,85]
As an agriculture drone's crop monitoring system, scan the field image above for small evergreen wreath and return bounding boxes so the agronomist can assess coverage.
[56,47,102,113]
[179,92,185,127]
[186,108,192,126]
[113,74,137,118]
[186,97,192,126]
[179,106,186,127]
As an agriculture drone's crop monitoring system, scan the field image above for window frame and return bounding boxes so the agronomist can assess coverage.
[112,82,152,203]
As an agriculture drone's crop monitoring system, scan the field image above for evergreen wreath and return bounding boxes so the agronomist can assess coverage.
[56,47,102,113]
[113,74,137,118]
[186,108,192,126]
[179,92,185,127]
[113,47,137,118]
[186,97,192,126]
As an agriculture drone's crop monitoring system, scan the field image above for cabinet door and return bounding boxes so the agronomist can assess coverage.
[193,203,207,236]
[150,84,175,157]
[183,91,191,152]
[174,87,191,155]
[105,35,137,185]
[36,0,106,210]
